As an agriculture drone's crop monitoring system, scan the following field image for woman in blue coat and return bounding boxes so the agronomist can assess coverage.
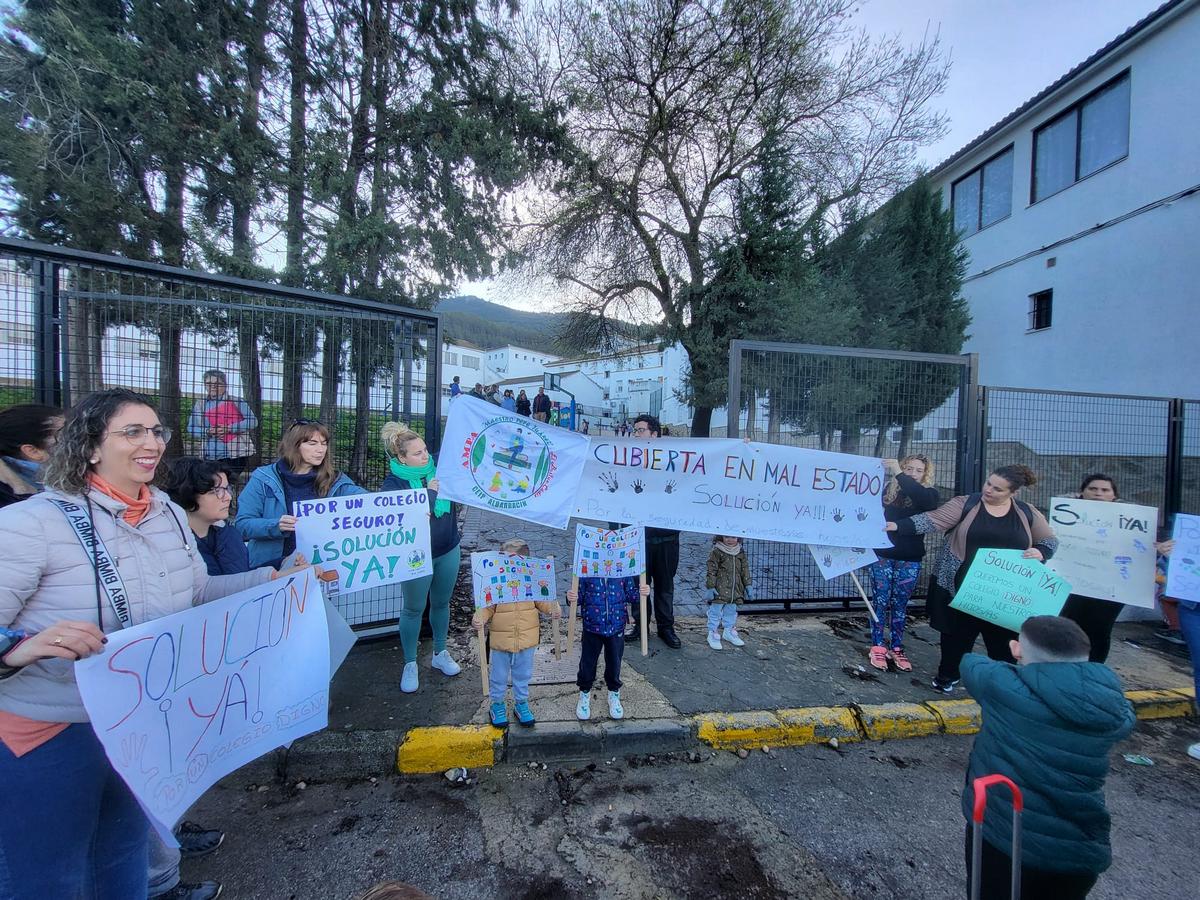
[235,421,365,568]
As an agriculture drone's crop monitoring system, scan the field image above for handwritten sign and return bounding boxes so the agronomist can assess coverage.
[809,544,878,580]
[1166,513,1200,603]
[573,438,888,546]
[573,525,645,578]
[470,553,558,608]
[294,489,432,592]
[951,549,1072,632]
[76,570,330,832]
[436,395,590,528]
[1047,497,1158,608]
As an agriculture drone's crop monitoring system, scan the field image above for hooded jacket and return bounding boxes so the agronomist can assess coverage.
[961,653,1135,874]
[706,543,751,604]
[477,600,557,653]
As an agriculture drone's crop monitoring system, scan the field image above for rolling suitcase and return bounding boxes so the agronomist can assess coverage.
[969,774,1024,900]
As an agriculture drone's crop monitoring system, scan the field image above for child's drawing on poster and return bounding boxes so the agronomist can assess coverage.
[471,552,558,608]
[572,525,646,578]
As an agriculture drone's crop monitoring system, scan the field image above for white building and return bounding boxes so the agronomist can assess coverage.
[483,345,557,381]
[930,0,1200,398]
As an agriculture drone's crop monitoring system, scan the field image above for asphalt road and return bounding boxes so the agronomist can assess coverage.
[185,717,1199,900]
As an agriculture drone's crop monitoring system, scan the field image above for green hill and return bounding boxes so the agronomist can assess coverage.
[436,296,566,353]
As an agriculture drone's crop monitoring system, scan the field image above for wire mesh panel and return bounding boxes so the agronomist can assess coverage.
[0,238,440,630]
[982,388,1173,518]
[728,340,975,610]
[1181,400,1200,518]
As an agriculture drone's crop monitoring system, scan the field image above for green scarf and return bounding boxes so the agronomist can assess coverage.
[389,457,451,517]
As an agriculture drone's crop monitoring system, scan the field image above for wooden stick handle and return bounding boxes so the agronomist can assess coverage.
[553,615,562,660]
[639,573,648,657]
[477,626,489,698]
[848,570,879,623]
[568,574,579,646]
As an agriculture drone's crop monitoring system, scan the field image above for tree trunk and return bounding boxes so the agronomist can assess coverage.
[281,0,309,423]
[319,321,341,426]
[873,425,888,457]
[690,405,713,438]
[349,337,373,484]
[157,163,186,459]
[899,421,913,458]
[839,427,860,454]
[766,390,782,443]
[743,388,756,439]
[238,321,264,466]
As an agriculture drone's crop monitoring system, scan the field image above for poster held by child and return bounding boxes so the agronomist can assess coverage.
[572,524,649,656]
[567,563,650,721]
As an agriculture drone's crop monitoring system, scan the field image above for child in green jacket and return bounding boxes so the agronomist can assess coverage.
[962,615,1135,900]
[704,535,752,651]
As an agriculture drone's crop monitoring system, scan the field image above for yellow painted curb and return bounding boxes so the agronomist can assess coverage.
[396,725,503,774]
[926,699,982,735]
[1125,689,1196,721]
[857,702,942,741]
[777,706,862,745]
[695,711,789,749]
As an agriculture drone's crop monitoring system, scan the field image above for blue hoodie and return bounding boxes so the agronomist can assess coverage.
[235,463,365,567]
[961,653,1136,874]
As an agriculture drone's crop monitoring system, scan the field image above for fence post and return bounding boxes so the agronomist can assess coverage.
[727,339,743,439]
[424,320,441,454]
[33,259,63,407]
[1164,398,1185,526]
[957,353,984,495]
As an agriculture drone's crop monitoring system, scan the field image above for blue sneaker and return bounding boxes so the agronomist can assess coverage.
[489,702,508,727]
[513,700,536,727]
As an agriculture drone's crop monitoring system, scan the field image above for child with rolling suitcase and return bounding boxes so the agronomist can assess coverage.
[961,616,1135,899]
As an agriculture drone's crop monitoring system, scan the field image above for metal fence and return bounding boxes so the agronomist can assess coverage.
[727,339,1197,612]
[0,237,441,631]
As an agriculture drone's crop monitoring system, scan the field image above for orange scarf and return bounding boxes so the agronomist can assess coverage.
[86,472,152,525]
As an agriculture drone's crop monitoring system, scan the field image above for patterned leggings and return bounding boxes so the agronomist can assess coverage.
[868,559,921,650]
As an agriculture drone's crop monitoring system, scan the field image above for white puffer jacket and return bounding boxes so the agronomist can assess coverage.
[0,486,272,723]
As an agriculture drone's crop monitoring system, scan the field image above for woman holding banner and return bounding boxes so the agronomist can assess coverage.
[236,420,365,568]
[888,464,1057,693]
[0,389,291,900]
[381,423,462,693]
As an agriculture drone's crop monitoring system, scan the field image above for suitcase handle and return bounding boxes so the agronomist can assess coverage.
[970,775,1024,900]
[971,774,1024,821]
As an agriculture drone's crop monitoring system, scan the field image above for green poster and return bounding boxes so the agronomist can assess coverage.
[950,549,1072,632]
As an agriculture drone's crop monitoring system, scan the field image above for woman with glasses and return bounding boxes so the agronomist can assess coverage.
[166,457,249,577]
[236,419,365,568]
[0,389,285,899]
[0,403,64,508]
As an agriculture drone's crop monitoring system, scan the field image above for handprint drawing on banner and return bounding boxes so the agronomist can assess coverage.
[600,472,619,493]
[832,509,844,522]
[664,480,676,494]
[856,508,868,521]
[633,479,644,493]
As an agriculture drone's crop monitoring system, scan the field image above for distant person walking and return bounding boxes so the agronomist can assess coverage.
[515,390,531,417]
[449,376,461,399]
[186,369,258,478]
[532,388,551,423]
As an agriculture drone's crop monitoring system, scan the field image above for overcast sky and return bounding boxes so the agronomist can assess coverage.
[463,0,1166,309]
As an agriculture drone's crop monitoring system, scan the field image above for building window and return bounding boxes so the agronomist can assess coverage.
[937,427,957,441]
[444,351,459,366]
[1028,289,1053,331]
[462,355,480,370]
[1032,72,1130,202]
[952,146,1014,236]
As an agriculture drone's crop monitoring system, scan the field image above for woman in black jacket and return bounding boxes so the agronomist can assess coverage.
[867,455,940,671]
[515,390,532,417]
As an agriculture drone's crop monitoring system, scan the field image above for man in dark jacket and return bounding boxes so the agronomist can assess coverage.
[962,615,1135,900]
[532,387,552,422]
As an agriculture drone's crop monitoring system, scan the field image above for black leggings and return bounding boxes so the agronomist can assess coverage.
[1059,594,1123,663]
[937,608,1016,682]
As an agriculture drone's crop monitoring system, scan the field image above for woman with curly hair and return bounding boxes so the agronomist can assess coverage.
[0,389,290,899]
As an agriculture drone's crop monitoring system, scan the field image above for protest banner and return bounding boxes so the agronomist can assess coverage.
[1046,497,1158,608]
[573,437,889,546]
[951,549,1072,632]
[470,552,558,608]
[76,569,330,832]
[1166,513,1200,603]
[572,524,646,578]
[436,395,590,528]
[808,544,879,622]
[294,489,432,592]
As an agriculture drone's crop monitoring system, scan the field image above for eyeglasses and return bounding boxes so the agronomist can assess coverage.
[289,418,322,429]
[206,485,234,498]
[108,425,172,443]
[633,426,651,435]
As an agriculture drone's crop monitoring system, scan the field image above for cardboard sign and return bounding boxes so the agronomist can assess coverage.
[951,549,1072,632]
[76,570,330,832]
[1046,497,1158,608]
[436,395,590,528]
[471,553,558,608]
[573,525,645,578]
[294,489,432,592]
[809,544,878,580]
[1166,513,1200,603]
[573,437,888,546]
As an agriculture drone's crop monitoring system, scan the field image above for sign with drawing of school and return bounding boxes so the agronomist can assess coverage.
[1046,497,1158,608]
[951,549,1072,632]
[470,553,558,608]
[437,395,590,529]
[573,438,889,547]
[294,489,433,592]
[75,570,330,832]
[573,525,645,578]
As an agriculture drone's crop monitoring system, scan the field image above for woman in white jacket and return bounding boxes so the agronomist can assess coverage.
[0,389,292,900]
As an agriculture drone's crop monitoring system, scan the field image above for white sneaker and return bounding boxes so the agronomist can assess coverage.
[400,661,419,693]
[1188,742,1200,761]
[576,691,591,721]
[431,650,461,677]
[608,691,624,720]
[707,631,722,650]
[723,627,745,647]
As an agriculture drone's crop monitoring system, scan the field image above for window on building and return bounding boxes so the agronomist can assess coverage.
[952,146,1014,236]
[444,351,459,366]
[1028,289,1053,331]
[1032,72,1130,202]
[937,427,957,441]
[462,355,480,370]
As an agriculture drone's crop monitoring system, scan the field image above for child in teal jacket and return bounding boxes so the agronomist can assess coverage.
[962,615,1135,900]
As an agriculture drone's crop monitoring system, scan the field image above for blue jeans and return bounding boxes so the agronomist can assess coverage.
[0,723,148,900]
[147,826,181,897]
[489,647,536,703]
[706,603,738,632]
[1178,601,1200,702]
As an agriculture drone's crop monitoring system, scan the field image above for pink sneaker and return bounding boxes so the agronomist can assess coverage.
[888,648,913,672]
[868,645,888,670]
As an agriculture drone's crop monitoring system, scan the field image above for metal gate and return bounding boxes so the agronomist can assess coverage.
[727,340,979,611]
[0,237,441,631]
